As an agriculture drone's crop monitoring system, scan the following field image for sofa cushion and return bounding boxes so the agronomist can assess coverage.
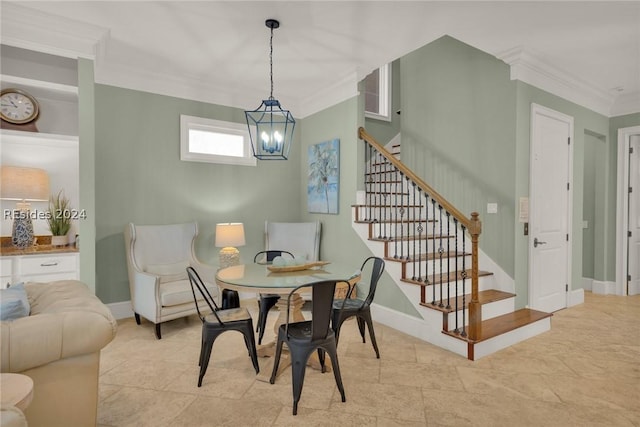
[146,261,189,284]
[0,283,30,321]
[1,280,117,373]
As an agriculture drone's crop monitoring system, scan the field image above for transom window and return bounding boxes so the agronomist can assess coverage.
[364,63,391,122]
[180,115,256,166]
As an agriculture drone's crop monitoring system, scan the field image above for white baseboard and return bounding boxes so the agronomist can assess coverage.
[371,302,468,358]
[108,301,134,320]
[568,288,584,307]
[592,280,616,295]
[581,277,593,291]
[370,302,430,341]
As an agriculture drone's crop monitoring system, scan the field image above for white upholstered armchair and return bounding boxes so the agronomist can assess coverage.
[124,222,218,339]
[264,221,321,261]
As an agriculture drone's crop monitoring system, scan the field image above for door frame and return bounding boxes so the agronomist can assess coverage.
[616,125,640,296]
[528,103,574,310]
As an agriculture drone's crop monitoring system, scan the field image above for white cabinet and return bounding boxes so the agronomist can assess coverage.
[0,252,79,289]
[0,258,12,289]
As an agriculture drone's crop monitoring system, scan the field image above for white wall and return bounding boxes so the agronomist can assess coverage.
[1,133,80,244]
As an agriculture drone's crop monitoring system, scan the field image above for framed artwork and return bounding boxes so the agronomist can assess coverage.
[307,138,339,214]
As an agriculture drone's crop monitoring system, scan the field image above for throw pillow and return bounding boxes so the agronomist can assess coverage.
[0,282,30,321]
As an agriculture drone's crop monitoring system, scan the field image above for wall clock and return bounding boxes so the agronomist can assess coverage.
[0,88,40,132]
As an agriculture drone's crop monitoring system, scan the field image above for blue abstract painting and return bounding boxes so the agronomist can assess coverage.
[307,138,339,214]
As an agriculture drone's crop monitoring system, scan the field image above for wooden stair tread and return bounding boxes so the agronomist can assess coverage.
[402,269,493,286]
[420,289,515,313]
[443,308,552,343]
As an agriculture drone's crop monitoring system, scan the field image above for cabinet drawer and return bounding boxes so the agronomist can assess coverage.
[20,271,79,283]
[20,255,77,275]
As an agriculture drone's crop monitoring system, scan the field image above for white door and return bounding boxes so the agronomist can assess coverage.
[529,104,573,312]
[628,135,640,295]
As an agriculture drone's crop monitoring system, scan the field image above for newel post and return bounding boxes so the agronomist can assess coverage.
[467,212,482,341]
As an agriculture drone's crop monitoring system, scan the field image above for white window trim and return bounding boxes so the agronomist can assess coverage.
[180,115,257,167]
[365,63,392,122]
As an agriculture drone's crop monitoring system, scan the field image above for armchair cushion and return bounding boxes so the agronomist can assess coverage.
[161,280,199,307]
[146,261,189,284]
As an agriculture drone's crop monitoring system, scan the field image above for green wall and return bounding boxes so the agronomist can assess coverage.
[78,59,96,293]
[94,85,302,303]
[400,36,518,277]
[300,96,420,317]
[582,132,607,280]
[396,35,623,308]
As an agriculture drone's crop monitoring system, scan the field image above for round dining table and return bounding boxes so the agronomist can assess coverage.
[215,261,360,382]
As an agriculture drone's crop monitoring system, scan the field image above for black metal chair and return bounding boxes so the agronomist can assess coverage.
[186,266,259,386]
[331,256,385,358]
[253,250,294,345]
[269,280,347,415]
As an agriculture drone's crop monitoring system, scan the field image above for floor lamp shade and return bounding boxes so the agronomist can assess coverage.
[215,223,245,268]
[0,166,50,249]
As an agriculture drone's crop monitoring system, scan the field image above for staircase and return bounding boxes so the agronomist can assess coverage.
[353,127,552,360]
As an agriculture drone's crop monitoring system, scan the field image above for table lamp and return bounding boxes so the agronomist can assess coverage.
[0,166,50,249]
[215,223,245,268]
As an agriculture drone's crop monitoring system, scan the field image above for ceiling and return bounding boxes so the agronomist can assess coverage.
[2,1,639,117]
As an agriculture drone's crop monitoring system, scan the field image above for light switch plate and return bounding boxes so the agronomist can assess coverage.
[487,203,498,214]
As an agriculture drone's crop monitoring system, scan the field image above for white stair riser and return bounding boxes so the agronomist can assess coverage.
[381,240,469,259]
[420,275,495,302]
[368,221,440,234]
[472,317,551,360]
[435,297,515,332]
[400,256,472,277]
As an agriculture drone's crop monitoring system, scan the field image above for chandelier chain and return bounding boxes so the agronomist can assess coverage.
[269,25,274,100]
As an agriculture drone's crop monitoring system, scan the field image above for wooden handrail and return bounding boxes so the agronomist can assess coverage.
[359,127,474,230]
[359,126,483,341]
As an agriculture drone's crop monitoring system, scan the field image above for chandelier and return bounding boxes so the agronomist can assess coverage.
[245,19,295,160]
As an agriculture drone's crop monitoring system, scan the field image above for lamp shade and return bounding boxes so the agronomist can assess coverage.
[215,223,246,248]
[0,166,50,201]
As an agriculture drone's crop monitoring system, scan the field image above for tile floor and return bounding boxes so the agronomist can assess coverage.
[98,292,640,426]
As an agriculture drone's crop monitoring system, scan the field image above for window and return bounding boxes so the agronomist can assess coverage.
[364,63,391,121]
[180,115,256,166]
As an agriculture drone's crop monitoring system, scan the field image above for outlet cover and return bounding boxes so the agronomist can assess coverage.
[487,203,498,214]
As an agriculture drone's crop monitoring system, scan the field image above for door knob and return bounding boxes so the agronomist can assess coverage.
[533,237,547,248]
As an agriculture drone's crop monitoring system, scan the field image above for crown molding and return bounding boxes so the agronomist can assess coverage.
[497,47,625,117]
[0,3,109,62]
[609,91,640,118]
[297,72,360,119]
[94,60,257,111]
[95,57,358,119]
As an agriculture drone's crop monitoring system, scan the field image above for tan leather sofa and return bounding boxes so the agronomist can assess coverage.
[0,280,117,427]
